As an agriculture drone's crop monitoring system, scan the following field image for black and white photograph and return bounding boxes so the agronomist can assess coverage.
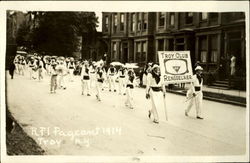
[0,1,249,163]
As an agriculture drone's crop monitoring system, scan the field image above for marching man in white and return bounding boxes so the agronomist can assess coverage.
[185,66,204,119]
[118,65,127,95]
[67,58,75,82]
[89,62,97,88]
[146,64,166,124]
[125,69,136,109]
[81,61,91,96]
[95,65,105,101]
[107,64,117,92]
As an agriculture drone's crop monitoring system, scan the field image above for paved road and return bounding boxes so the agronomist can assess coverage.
[6,71,246,156]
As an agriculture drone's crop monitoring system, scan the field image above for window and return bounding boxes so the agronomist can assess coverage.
[143,12,148,30]
[131,13,136,32]
[136,42,141,52]
[201,13,208,20]
[136,42,141,62]
[209,13,218,20]
[176,38,185,51]
[185,12,193,24]
[170,13,175,26]
[105,16,109,32]
[158,12,165,27]
[200,36,207,63]
[142,42,147,61]
[168,39,174,50]
[210,35,218,63]
[113,42,117,59]
[158,39,164,51]
[114,14,118,33]
[201,51,207,63]
[120,14,124,31]
[137,13,141,31]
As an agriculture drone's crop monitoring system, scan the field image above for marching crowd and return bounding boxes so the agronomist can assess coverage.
[9,53,204,124]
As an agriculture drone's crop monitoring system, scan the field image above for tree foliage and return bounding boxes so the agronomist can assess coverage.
[31,12,98,57]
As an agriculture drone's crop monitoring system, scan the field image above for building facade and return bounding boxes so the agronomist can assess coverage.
[102,12,246,89]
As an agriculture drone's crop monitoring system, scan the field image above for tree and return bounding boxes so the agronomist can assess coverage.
[16,21,32,48]
[31,12,98,57]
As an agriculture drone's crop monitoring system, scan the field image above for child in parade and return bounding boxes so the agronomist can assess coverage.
[81,61,91,96]
[185,66,204,119]
[146,64,166,124]
[125,69,136,109]
[107,64,117,92]
[118,65,127,95]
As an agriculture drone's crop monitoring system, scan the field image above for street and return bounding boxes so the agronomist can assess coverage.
[6,72,246,156]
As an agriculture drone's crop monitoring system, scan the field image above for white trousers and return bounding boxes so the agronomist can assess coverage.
[149,90,164,122]
[118,78,126,94]
[90,73,96,88]
[108,76,116,91]
[125,87,134,108]
[186,91,203,117]
[69,69,74,81]
[96,81,103,100]
[82,79,90,95]
[58,75,65,88]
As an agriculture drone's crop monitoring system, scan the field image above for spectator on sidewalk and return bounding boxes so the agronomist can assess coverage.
[9,58,16,79]
[185,65,204,120]
[229,54,236,88]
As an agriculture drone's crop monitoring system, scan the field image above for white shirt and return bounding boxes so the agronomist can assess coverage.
[146,73,165,93]
[81,66,90,78]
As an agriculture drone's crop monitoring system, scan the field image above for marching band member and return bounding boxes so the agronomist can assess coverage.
[89,62,96,88]
[95,65,105,101]
[67,58,75,82]
[81,61,91,96]
[146,64,166,124]
[107,64,117,92]
[50,61,58,93]
[185,66,204,119]
[118,65,127,95]
[125,69,136,109]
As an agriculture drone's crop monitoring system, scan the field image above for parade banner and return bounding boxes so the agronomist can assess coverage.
[158,51,193,84]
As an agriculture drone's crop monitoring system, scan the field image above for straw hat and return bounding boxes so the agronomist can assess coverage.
[195,66,203,71]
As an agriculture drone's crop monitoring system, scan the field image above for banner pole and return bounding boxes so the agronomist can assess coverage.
[163,84,168,121]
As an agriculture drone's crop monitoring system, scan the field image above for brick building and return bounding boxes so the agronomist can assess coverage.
[102,12,246,89]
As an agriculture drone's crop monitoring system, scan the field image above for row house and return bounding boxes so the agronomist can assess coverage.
[102,12,246,88]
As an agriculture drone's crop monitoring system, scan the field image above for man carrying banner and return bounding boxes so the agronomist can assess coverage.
[185,66,204,119]
[146,64,166,124]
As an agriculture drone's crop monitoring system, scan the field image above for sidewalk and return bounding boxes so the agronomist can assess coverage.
[165,84,247,107]
[139,83,246,107]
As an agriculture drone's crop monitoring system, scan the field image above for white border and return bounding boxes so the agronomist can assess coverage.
[0,1,249,162]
